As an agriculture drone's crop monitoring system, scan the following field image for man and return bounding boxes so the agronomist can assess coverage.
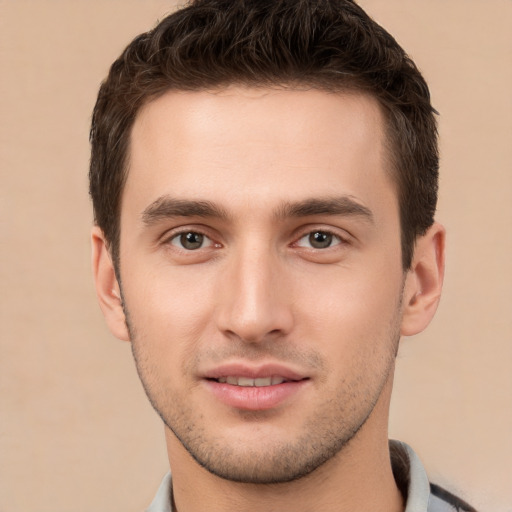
[89,1,476,511]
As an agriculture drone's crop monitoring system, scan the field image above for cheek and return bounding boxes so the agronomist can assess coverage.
[122,264,219,361]
[294,261,403,358]
[299,260,402,319]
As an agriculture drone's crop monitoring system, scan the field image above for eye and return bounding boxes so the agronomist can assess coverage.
[296,230,343,249]
[169,231,214,250]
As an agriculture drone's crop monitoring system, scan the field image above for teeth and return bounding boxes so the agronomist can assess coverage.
[238,377,255,387]
[217,376,288,387]
[254,377,272,387]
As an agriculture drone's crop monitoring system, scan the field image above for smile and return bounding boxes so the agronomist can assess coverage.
[202,363,309,409]
[215,376,288,387]
[205,373,309,410]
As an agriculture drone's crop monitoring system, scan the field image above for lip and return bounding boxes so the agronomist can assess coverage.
[201,362,309,411]
[203,362,306,381]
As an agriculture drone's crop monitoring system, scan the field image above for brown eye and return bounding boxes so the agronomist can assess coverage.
[309,231,333,248]
[171,231,209,250]
[296,230,342,249]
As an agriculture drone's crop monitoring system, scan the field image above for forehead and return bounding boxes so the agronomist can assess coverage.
[124,87,394,217]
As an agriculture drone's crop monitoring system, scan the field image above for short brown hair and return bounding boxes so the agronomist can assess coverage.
[89,0,439,270]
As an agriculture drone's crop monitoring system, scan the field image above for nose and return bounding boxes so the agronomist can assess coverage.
[215,244,294,344]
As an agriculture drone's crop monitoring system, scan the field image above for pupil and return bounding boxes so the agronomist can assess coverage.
[309,231,332,249]
[181,232,203,250]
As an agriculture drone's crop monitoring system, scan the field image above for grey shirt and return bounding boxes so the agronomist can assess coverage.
[146,440,475,512]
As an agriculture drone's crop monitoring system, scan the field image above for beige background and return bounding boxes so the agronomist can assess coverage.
[1,1,511,511]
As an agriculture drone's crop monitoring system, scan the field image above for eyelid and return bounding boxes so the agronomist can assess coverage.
[292,225,352,248]
[170,232,214,250]
[295,232,343,249]
[160,225,222,249]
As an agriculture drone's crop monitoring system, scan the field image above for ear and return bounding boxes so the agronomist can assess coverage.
[91,226,130,341]
[401,222,446,336]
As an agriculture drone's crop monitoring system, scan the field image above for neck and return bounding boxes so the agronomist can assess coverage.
[166,378,403,512]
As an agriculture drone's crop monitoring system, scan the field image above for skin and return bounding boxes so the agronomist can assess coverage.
[92,87,445,512]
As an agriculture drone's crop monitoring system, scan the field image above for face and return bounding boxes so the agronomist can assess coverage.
[118,88,406,483]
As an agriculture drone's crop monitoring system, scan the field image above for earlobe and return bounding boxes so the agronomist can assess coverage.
[401,222,446,336]
[91,226,130,341]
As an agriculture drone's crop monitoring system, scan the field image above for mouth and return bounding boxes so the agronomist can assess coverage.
[210,375,293,387]
[202,364,309,410]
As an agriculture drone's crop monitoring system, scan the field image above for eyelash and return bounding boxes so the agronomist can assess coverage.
[163,226,350,253]
[294,229,348,250]
[164,229,219,251]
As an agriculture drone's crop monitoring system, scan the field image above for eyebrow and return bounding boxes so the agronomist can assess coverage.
[141,195,373,226]
[275,196,374,223]
[141,196,229,225]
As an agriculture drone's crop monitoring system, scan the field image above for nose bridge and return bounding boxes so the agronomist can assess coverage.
[216,237,292,342]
